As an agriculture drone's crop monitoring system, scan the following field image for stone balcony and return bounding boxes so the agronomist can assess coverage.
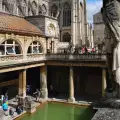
[0,53,107,67]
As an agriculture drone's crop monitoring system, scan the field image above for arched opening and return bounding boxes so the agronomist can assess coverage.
[51,4,58,17]
[63,3,71,26]
[27,41,43,54]
[62,32,71,42]
[0,39,22,55]
[42,4,47,15]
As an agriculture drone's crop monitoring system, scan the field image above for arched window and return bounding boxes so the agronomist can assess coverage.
[32,1,37,15]
[42,4,47,15]
[51,4,58,17]
[0,39,21,55]
[27,41,43,54]
[38,5,42,15]
[62,32,71,42]
[63,3,71,26]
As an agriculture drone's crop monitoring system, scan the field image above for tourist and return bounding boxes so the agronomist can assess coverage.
[9,108,14,116]
[4,91,8,102]
[19,104,24,112]
[33,89,40,101]
[26,85,31,95]
[2,101,8,111]
[16,105,22,114]
[82,47,85,54]
[15,95,19,102]
[85,46,88,54]
[1,94,4,105]
[92,48,95,53]
[49,85,53,96]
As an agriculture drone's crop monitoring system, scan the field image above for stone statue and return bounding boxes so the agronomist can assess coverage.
[101,0,120,97]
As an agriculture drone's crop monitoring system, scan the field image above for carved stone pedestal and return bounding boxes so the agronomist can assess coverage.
[24,96,36,113]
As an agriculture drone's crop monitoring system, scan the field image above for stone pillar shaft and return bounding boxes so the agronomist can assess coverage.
[19,69,26,98]
[68,67,75,102]
[102,68,107,97]
[40,66,48,100]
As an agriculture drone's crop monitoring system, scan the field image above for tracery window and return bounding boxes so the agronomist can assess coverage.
[0,40,21,55]
[62,32,71,42]
[2,1,9,12]
[42,4,47,15]
[63,3,71,26]
[51,4,58,17]
[18,7,23,16]
[38,6,42,15]
[32,1,37,15]
[17,0,26,16]
[27,41,43,54]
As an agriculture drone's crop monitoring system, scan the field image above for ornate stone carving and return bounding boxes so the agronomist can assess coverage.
[102,0,120,97]
[0,55,23,61]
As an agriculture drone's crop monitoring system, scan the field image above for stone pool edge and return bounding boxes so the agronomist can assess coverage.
[14,99,92,120]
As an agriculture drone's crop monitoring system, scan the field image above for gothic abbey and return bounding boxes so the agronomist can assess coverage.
[0,0,93,51]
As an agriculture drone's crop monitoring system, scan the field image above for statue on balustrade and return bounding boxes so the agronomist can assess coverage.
[101,0,120,97]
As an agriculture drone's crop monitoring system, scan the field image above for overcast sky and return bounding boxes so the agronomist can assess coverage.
[87,0,102,23]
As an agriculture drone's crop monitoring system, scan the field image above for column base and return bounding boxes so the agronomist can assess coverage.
[41,88,48,100]
[68,97,75,103]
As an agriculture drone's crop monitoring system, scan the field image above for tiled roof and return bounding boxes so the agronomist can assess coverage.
[0,13,44,36]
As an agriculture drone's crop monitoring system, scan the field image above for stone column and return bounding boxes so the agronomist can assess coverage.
[40,66,48,100]
[102,68,107,97]
[68,67,75,102]
[19,69,26,98]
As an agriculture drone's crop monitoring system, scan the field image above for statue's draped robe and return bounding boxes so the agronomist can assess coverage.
[102,0,120,83]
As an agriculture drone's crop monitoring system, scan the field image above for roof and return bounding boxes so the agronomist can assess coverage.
[0,13,44,36]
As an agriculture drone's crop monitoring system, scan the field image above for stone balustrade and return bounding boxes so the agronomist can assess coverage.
[27,54,45,61]
[46,54,107,61]
[0,54,23,62]
[0,53,107,66]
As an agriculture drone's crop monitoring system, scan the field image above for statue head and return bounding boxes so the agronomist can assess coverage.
[103,0,113,7]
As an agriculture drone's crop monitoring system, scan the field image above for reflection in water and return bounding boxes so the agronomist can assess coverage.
[69,106,74,120]
[44,103,48,120]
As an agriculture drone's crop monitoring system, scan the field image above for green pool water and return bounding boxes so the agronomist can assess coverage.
[18,102,94,120]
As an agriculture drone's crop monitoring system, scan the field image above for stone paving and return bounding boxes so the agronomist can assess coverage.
[92,108,120,120]
[92,98,120,120]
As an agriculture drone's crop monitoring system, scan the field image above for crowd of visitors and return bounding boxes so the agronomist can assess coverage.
[0,90,24,117]
[0,85,56,118]
[61,44,105,54]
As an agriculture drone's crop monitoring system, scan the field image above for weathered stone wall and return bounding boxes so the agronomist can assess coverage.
[93,12,105,45]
